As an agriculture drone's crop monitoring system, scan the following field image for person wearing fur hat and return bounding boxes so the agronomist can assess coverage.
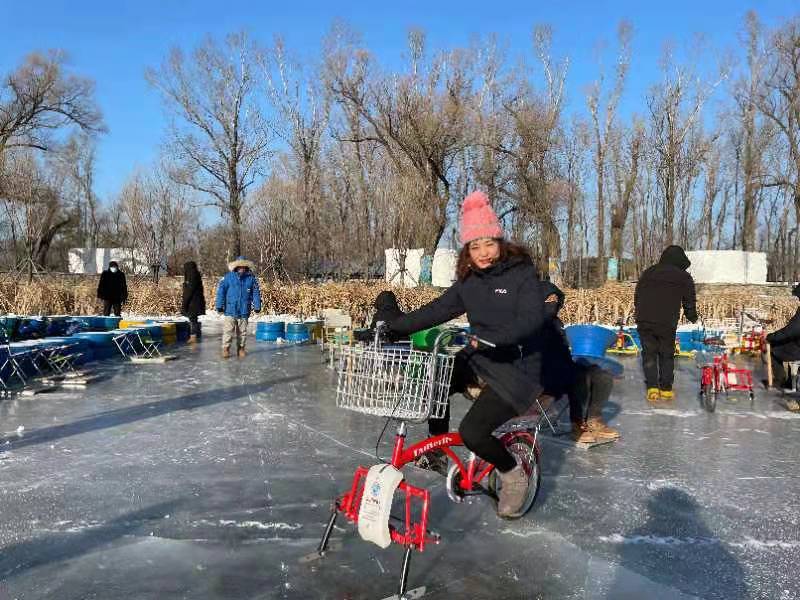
[97,261,128,317]
[388,191,546,519]
[765,284,800,409]
[215,257,261,359]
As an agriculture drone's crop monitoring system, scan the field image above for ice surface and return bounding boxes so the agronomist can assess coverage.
[0,344,798,599]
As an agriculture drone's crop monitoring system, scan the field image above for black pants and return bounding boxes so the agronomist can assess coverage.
[428,354,518,473]
[770,347,792,389]
[188,316,201,337]
[103,300,122,317]
[568,364,614,423]
[639,326,676,390]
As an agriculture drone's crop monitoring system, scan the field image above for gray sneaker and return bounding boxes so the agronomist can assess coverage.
[497,465,529,518]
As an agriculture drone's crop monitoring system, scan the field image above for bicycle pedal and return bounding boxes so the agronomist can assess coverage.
[298,539,342,563]
[382,586,427,600]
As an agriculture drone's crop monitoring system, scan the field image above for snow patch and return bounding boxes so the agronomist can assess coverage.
[600,533,800,550]
[218,519,302,531]
[598,533,717,546]
[729,538,800,550]
[623,409,700,418]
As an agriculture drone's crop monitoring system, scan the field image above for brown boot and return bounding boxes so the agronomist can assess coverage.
[222,348,231,359]
[587,417,620,440]
[497,465,529,518]
[572,422,597,444]
[238,348,246,358]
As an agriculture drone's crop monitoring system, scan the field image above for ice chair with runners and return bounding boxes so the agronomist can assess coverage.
[305,324,542,600]
[0,328,42,394]
[114,329,174,363]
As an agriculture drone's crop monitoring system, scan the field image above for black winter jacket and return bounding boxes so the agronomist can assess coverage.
[635,245,698,330]
[97,269,128,304]
[767,285,800,361]
[389,256,546,414]
[540,283,577,395]
[181,261,206,317]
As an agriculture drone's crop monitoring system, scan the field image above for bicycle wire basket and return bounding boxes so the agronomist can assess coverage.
[336,343,455,421]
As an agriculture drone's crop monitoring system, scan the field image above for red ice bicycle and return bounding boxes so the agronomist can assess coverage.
[306,326,542,599]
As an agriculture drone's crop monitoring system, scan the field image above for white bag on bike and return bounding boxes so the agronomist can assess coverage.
[358,464,403,548]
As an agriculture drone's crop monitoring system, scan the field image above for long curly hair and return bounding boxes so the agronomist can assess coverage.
[455,239,533,281]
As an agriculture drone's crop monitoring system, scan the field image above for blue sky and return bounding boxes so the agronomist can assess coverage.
[2,0,797,204]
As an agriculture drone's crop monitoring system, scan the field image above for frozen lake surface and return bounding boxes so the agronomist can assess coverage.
[1,341,799,599]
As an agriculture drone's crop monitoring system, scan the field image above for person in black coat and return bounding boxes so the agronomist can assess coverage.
[540,282,620,443]
[354,290,405,343]
[388,191,546,518]
[181,261,206,341]
[97,261,128,317]
[634,245,698,401]
[765,284,800,397]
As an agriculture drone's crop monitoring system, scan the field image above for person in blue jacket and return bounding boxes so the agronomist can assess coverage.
[215,257,262,358]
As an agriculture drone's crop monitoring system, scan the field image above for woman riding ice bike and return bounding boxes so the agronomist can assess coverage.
[386,190,547,518]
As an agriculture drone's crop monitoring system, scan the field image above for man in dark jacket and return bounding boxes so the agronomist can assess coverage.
[634,245,698,402]
[541,283,620,443]
[181,261,206,342]
[765,284,800,408]
[97,261,128,317]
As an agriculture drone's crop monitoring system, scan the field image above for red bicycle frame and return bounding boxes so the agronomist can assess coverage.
[333,423,537,552]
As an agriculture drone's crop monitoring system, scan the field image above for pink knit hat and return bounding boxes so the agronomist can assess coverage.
[459,191,503,245]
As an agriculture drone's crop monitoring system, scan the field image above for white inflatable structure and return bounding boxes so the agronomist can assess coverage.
[685,251,767,284]
[68,248,165,275]
[384,248,424,288]
[432,249,458,288]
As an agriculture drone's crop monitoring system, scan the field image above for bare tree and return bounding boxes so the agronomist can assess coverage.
[587,21,632,259]
[326,27,473,251]
[730,12,774,250]
[647,41,728,244]
[146,33,272,260]
[609,119,644,265]
[498,25,569,272]
[0,51,103,158]
[756,17,800,265]
[54,133,101,247]
[262,37,331,276]
[0,151,72,278]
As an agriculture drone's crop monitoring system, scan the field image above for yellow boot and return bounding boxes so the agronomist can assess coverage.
[646,388,660,403]
[660,389,675,400]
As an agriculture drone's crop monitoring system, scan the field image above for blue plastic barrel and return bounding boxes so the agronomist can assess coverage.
[100,316,121,330]
[17,318,46,340]
[173,321,191,342]
[256,321,285,341]
[566,324,617,354]
[676,331,694,351]
[285,322,310,343]
[72,331,119,360]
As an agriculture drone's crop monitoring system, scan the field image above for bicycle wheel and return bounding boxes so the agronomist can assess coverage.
[488,433,541,519]
[701,384,715,413]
